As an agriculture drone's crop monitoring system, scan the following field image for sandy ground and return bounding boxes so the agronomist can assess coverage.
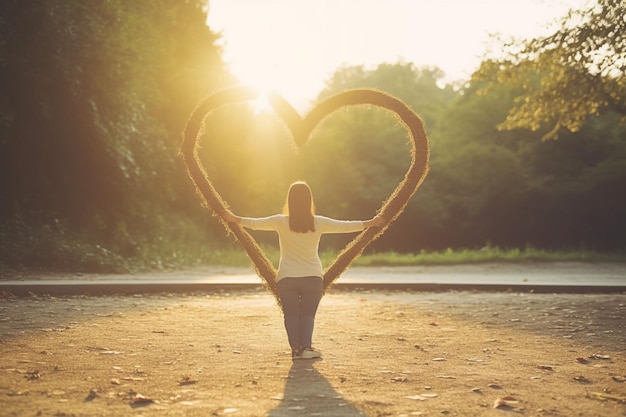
[1,280,625,417]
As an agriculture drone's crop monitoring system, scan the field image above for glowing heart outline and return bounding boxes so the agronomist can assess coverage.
[181,86,429,298]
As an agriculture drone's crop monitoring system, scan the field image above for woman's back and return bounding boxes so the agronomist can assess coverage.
[239,214,364,280]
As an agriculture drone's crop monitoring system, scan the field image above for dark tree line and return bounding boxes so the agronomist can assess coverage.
[199,60,625,253]
[0,0,232,269]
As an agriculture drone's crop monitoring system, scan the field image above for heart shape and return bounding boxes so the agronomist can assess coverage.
[181,86,429,298]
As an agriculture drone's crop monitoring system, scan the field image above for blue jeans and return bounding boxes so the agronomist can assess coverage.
[277,276,323,349]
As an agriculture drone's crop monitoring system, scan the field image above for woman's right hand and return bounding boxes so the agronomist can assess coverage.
[221,210,239,223]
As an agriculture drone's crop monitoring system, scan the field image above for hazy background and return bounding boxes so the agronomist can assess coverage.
[1,0,624,272]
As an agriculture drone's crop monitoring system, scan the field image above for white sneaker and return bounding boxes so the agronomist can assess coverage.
[301,348,321,359]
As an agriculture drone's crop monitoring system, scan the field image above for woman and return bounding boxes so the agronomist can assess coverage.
[222,181,384,360]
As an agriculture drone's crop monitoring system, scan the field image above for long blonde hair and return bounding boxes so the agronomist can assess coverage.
[283,181,315,232]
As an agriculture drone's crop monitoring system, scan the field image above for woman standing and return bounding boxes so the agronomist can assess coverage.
[222,181,384,359]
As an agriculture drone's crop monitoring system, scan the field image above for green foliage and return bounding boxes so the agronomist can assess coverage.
[0,212,129,273]
[0,0,232,271]
[473,0,625,140]
[424,65,626,250]
[1,2,625,273]
[301,63,453,251]
[353,247,626,266]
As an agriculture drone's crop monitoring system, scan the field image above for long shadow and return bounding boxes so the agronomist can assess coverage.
[268,359,365,417]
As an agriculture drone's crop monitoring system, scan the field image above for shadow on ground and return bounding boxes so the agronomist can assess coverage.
[268,359,364,417]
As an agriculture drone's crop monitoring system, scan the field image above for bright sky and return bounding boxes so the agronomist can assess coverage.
[207,0,588,109]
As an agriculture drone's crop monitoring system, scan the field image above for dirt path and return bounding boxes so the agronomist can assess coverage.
[1,288,625,416]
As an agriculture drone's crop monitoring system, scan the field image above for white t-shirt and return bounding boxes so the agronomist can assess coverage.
[239,214,364,281]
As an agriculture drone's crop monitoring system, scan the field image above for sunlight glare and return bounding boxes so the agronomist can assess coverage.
[251,92,273,114]
[208,0,589,109]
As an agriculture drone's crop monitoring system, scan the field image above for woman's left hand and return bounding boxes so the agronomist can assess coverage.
[364,215,385,228]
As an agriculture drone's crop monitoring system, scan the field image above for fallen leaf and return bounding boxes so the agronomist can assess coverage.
[574,375,591,383]
[493,396,520,409]
[576,357,589,364]
[590,354,611,360]
[25,370,41,380]
[85,389,98,402]
[131,393,154,405]
[487,383,502,389]
[538,365,554,371]
[587,392,626,403]
[611,376,626,383]
[405,395,429,401]
[178,374,198,385]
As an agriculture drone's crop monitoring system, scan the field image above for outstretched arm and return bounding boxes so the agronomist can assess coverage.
[221,211,281,232]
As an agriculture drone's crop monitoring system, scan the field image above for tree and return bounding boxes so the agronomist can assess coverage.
[0,0,230,269]
[473,0,625,140]
[307,63,455,251]
[434,70,626,250]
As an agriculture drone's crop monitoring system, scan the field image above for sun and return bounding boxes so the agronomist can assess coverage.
[250,91,272,114]
[207,2,327,112]
[222,60,279,112]
[228,61,312,112]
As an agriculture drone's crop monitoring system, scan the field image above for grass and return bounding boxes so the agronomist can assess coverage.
[3,210,624,275]
[199,245,626,269]
[351,247,626,267]
[2,220,625,275]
